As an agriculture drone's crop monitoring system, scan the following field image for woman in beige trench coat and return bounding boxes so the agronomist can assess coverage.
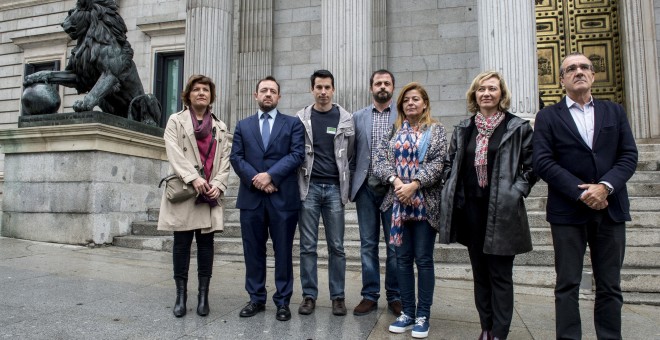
[158,75,232,318]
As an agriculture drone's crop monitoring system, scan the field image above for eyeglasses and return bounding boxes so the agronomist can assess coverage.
[563,63,594,75]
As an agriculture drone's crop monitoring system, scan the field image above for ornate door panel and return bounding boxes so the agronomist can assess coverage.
[535,0,623,106]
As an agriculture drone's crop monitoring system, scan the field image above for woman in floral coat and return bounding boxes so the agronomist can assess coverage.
[374,82,447,339]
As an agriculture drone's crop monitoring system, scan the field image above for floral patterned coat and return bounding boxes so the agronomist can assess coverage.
[373,122,448,231]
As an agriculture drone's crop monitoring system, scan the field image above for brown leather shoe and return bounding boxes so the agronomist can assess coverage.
[298,297,315,315]
[332,298,347,316]
[388,300,403,315]
[353,299,378,316]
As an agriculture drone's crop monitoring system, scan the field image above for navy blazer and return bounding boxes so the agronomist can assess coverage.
[230,111,305,211]
[533,97,638,224]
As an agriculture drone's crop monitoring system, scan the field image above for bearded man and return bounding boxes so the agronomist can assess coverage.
[349,69,402,316]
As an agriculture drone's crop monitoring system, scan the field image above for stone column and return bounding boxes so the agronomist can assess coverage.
[236,0,272,122]
[185,0,234,123]
[372,0,387,71]
[478,0,538,118]
[620,0,660,139]
[322,1,372,112]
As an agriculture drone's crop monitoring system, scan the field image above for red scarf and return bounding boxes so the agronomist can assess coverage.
[474,111,504,188]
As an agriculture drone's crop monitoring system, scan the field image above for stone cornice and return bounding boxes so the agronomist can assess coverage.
[0,124,167,161]
[11,31,70,50]
[137,19,186,37]
[0,0,60,11]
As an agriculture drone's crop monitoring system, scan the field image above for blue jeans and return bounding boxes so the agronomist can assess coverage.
[299,182,346,300]
[355,182,400,303]
[396,220,436,319]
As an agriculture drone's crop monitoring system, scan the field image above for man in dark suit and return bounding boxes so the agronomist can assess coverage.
[230,76,305,321]
[533,52,638,339]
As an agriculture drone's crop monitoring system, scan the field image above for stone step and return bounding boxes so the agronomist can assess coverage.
[131,221,660,247]
[144,208,660,230]
[527,182,660,198]
[524,196,659,211]
[218,180,660,199]
[113,235,660,268]
[112,236,660,293]
[636,143,660,153]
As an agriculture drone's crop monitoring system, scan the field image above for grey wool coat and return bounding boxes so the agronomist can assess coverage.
[157,108,232,233]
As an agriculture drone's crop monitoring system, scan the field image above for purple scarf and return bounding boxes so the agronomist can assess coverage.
[189,108,216,182]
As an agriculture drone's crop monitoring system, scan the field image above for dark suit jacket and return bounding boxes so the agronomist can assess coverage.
[533,97,638,224]
[230,111,305,211]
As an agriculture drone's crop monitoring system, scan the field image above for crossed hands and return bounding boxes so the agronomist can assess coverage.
[578,183,609,210]
[253,172,278,194]
[393,178,420,206]
[191,177,222,199]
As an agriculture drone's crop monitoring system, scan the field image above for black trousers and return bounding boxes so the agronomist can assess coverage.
[465,197,516,339]
[172,229,215,281]
[551,210,625,340]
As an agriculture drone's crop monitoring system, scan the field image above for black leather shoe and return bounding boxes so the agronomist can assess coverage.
[276,305,291,321]
[239,301,265,317]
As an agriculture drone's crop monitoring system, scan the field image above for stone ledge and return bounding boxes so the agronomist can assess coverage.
[0,117,166,161]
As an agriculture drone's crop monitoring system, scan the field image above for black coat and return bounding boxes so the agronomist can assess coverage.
[439,112,536,256]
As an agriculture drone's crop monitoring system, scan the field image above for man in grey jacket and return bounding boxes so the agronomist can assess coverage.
[350,70,401,316]
[296,69,354,316]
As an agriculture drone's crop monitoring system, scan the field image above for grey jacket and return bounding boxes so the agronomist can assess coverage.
[439,113,536,256]
[350,103,397,201]
[296,103,355,205]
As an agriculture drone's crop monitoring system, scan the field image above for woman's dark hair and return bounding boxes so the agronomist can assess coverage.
[181,74,216,107]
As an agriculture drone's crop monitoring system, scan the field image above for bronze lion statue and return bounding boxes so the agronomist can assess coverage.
[23,0,161,125]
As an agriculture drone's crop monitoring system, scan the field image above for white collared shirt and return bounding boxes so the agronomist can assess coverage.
[259,108,278,134]
[566,96,595,149]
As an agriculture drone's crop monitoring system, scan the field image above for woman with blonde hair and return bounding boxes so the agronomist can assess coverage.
[440,71,536,340]
[374,82,447,339]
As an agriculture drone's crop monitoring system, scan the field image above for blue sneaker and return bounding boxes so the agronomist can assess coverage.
[389,313,414,333]
[412,316,429,338]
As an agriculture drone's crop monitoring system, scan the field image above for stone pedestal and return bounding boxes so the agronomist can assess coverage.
[0,115,168,245]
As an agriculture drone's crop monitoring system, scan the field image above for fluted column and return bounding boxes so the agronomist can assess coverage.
[322,1,372,112]
[620,0,660,139]
[236,0,272,122]
[478,0,538,118]
[372,0,387,71]
[185,0,234,122]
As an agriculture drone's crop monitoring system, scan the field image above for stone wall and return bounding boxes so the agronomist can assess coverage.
[270,0,479,127]
[656,0,660,83]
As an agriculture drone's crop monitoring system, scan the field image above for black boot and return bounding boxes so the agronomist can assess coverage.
[173,279,187,317]
[197,277,211,316]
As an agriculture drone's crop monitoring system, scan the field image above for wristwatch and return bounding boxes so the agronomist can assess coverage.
[388,175,396,184]
[603,183,614,195]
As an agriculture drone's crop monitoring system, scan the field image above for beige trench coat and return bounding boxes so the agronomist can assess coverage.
[157,108,232,233]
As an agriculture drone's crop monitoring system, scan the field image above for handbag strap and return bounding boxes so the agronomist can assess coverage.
[158,174,178,188]
[160,127,217,188]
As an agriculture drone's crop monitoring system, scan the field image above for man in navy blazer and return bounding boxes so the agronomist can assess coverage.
[533,53,638,339]
[230,76,305,322]
[350,69,401,316]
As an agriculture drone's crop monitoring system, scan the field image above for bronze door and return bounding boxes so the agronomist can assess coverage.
[536,0,624,106]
